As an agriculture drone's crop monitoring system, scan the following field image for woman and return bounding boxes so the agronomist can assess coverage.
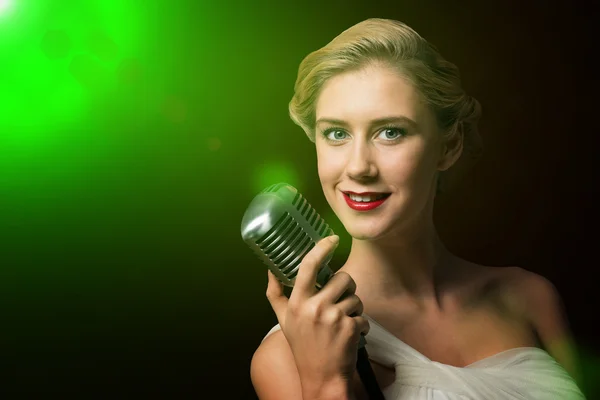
[250,18,585,400]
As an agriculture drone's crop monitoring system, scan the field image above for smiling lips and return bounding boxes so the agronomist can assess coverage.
[343,191,391,211]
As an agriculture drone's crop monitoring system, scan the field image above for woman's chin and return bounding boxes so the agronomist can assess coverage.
[345,225,389,241]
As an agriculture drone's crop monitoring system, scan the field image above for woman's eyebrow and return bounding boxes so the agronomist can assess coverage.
[315,116,418,129]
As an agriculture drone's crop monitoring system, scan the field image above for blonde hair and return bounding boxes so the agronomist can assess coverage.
[288,18,483,193]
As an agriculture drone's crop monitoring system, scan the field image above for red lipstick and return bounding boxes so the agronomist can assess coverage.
[343,192,390,211]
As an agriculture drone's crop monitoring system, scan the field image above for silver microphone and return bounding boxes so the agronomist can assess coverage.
[241,182,366,347]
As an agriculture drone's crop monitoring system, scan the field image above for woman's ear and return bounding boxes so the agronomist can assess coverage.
[437,122,464,172]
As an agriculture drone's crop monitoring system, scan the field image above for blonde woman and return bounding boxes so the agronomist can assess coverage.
[250,18,585,400]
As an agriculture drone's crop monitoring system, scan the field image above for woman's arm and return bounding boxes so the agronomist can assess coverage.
[251,330,358,400]
[518,271,583,387]
[251,330,303,400]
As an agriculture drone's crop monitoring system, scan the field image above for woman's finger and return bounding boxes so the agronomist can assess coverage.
[314,271,356,305]
[352,315,371,337]
[336,294,364,317]
[292,235,339,301]
[266,270,288,326]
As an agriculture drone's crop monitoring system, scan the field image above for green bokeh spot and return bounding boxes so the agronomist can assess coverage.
[253,162,302,194]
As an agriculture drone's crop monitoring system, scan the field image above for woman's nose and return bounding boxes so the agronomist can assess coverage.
[345,143,377,180]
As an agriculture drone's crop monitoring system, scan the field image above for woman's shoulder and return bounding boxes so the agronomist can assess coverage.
[453,262,556,322]
[482,265,583,388]
[251,328,306,400]
[474,264,557,306]
[466,264,582,369]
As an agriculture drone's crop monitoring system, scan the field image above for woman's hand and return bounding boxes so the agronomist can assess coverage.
[266,235,369,399]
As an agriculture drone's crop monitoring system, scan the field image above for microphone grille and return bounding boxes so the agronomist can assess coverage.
[292,192,334,238]
[255,211,315,281]
[254,193,333,284]
[241,183,335,287]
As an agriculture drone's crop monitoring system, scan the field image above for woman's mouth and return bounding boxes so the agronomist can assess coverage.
[342,192,391,211]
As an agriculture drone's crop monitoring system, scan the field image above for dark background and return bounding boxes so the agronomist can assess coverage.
[2,0,598,398]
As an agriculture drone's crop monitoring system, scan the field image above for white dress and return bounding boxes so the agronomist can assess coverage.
[261,314,585,400]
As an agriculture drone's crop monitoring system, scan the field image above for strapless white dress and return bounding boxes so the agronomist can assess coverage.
[261,314,585,399]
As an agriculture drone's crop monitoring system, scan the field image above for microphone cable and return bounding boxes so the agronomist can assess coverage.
[356,347,385,400]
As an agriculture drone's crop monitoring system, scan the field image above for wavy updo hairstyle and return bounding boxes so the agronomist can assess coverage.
[288,18,483,194]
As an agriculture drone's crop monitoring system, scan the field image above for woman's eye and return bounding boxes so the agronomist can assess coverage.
[326,129,348,140]
[378,127,406,140]
[323,127,406,142]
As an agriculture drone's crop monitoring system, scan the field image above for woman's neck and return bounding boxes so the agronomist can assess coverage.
[338,221,459,307]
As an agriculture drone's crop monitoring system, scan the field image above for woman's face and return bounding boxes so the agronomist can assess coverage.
[314,64,446,240]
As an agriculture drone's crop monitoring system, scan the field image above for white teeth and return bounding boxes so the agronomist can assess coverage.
[348,193,387,202]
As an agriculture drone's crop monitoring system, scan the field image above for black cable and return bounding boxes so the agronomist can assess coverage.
[356,347,385,400]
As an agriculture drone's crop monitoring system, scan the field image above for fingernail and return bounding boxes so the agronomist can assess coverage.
[329,235,339,246]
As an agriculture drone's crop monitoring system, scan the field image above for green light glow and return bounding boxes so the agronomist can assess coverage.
[253,162,302,194]
[0,0,11,14]
[0,0,315,224]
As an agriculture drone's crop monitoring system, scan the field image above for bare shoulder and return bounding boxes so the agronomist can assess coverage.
[250,330,303,400]
[498,265,552,287]
[483,266,582,385]
[497,266,570,338]
[251,330,370,400]
[492,266,561,311]
[471,265,561,317]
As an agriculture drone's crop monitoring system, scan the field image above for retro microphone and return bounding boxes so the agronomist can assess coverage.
[241,182,385,400]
